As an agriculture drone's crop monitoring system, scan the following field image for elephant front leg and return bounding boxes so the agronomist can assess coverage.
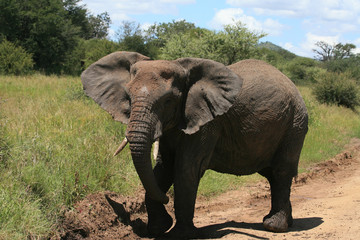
[159,125,219,238]
[168,136,217,238]
[168,165,201,238]
[146,158,174,236]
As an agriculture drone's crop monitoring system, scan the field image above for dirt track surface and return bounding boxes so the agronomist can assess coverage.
[55,138,360,239]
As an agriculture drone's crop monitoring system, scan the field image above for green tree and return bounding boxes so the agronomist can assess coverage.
[0,0,111,74]
[82,39,122,68]
[87,12,111,39]
[146,20,197,47]
[63,0,89,38]
[313,41,356,62]
[0,0,80,73]
[160,21,266,65]
[115,21,151,57]
[63,0,111,39]
[217,22,267,64]
[333,43,356,59]
[160,31,205,60]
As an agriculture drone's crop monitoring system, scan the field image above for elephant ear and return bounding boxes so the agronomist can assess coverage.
[176,58,243,134]
[81,51,149,124]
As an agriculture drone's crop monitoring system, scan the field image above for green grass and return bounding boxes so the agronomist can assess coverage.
[0,75,139,239]
[298,86,360,170]
[0,75,359,239]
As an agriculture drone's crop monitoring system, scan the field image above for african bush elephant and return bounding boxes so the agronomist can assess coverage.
[81,51,308,238]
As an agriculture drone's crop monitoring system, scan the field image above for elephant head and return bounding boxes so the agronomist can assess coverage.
[81,52,242,204]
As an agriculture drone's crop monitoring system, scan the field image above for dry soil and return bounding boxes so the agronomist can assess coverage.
[54,138,360,239]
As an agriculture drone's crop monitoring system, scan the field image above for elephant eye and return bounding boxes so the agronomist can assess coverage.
[131,68,137,76]
[163,95,176,107]
[165,98,172,105]
[160,71,173,80]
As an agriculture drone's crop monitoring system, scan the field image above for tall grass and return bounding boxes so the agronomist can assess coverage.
[297,86,360,169]
[0,75,139,239]
[0,75,359,238]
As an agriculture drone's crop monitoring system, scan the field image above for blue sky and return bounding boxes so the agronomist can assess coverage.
[80,0,360,58]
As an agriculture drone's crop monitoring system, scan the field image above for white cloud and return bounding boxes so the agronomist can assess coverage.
[226,0,308,16]
[353,38,360,54]
[81,0,195,24]
[283,42,295,50]
[279,42,307,57]
[210,8,285,36]
[226,0,360,35]
[279,33,345,57]
[253,8,297,17]
[263,18,286,36]
[108,28,117,40]
[160,0,194,3]
[355,38,360,47]
[226,0,295,9]
[299,33,340,57]
[140,22,153,32]
[225,0,360,57]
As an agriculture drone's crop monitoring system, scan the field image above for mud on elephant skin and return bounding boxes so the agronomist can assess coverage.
[81,51,308,238]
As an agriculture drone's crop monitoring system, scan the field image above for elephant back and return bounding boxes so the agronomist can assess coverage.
[228,59,308,132]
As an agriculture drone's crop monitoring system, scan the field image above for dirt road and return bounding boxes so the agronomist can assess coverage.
[193,138,360,239]
[57,138,360,239]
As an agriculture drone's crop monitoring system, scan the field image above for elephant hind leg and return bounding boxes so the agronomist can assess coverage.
[261,172,293,232]
[260,133,306,232]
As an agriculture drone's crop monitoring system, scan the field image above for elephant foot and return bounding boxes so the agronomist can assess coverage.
[147,211,173,237]
[164,222,198,239]
[263,210,293,233]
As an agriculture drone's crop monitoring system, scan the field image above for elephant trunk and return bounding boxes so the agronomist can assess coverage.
[126,100,169,204]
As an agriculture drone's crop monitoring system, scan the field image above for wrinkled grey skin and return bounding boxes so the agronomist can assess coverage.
[81,51,308,238]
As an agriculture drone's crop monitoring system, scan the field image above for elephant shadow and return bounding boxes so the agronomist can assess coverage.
[106,195,323,239]
[183,217,324,239]
[105,195,148,238]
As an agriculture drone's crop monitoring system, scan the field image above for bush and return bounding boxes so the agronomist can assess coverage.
[82,39,122,69]
[62,40,86,76]
[313,71,360,109]
[0,40,34,75]
[323,56,360,82]
[58,39,122,75]
[283,57,319,83]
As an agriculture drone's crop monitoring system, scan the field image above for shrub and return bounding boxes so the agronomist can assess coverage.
[62,40,86,76]
[0,40,34,75]
[323,56,360,82]
[283,57,319,83]
[83,39,122,69]
[313,71,360,109]
[58,39,122,75]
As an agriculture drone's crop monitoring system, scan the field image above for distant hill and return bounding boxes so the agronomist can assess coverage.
[258,41,297,60]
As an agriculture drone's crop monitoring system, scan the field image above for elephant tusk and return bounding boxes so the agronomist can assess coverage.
[113,137,128,156]
[152,139,159,160]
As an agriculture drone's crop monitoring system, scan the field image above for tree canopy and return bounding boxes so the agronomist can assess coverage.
[313,41,356,62]
[1,0,358,82]
[0,0,110,74]
[160,21,266,65]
